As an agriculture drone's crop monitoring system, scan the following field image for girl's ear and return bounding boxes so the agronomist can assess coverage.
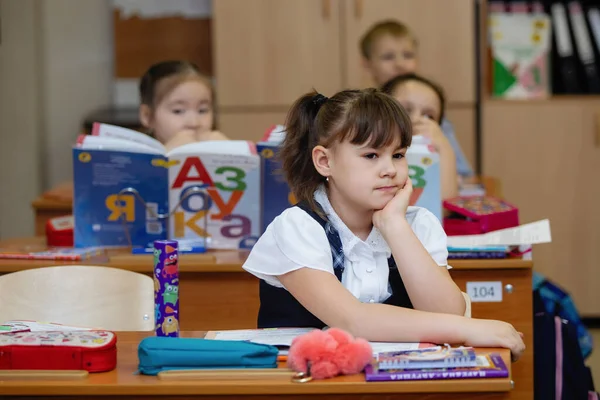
[139,104,153,129]
[312,145,332,179]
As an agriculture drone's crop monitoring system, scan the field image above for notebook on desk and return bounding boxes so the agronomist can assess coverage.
[0,247,105,261]
[0,320,93,333]
[205,328,436,358]
[364,352,509,382]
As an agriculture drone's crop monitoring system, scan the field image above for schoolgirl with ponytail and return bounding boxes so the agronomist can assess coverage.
[243,88,525,361]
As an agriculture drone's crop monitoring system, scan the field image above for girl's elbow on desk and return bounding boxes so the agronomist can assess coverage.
[417,291,468,317]
[440,289,471,317]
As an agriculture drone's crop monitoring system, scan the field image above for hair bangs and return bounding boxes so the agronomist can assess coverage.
[153,73,209,106]
[333,93,412,150]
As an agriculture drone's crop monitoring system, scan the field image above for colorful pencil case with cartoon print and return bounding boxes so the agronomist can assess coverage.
[137,336,279,375]
[0,330,117,372]
[443,196,519,236]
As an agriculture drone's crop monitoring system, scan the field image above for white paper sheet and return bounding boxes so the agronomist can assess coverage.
[447,219,552,247]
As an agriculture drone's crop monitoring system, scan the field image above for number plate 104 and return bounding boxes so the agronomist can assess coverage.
[466,282,503,302]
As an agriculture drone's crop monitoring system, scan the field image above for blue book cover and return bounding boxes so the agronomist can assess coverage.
[73,124,261,250]
[73,148,169,247]
[257,142,294,233]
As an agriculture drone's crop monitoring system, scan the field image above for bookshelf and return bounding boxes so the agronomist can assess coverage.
[478,1,600,317]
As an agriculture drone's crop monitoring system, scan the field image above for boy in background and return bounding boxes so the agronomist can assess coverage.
[360,20,474,181]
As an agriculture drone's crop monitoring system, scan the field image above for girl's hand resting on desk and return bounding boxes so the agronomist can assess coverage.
[372,178,413,233]
[464,319,526,362]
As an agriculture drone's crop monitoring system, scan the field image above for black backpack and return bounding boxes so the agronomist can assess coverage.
[534,289,598,399]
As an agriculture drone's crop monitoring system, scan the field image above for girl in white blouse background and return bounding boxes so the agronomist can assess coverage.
[243,88,525,361]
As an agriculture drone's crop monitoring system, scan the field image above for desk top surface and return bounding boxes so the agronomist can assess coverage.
[0,331,512,396]
[0,237,534,274]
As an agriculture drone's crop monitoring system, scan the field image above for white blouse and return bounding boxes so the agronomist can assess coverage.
[242,187,449,304]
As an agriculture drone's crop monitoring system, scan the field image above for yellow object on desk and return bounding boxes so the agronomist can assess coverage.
[157,368,302,381]
[0,370,89,380]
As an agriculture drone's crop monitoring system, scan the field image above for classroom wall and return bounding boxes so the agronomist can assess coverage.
[40,0,113,189]
[0,0,112,239]
[0,0,42,239]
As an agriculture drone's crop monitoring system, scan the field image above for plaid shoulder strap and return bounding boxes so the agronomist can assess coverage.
[295,201,345,280]
[295,201,412,309]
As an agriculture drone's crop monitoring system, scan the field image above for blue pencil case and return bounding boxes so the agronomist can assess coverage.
[137,337,279,375]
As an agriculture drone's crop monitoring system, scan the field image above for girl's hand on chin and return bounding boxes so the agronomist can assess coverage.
[372,178,412,233]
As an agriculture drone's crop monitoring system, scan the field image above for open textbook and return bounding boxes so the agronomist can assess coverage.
[72,123,260,249]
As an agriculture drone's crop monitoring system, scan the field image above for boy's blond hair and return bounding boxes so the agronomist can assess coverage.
[359,20,417,59]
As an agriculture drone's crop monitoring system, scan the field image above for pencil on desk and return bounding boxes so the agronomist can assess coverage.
[157,368,294,381]
[0,370,89,380]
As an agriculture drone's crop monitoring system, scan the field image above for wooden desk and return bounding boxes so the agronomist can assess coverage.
[0,237,534,399]
[31,195,73,235]
[1,331,515,399]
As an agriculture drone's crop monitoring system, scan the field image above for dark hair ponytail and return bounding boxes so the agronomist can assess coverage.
[280,88,411,212]
[279,92,327,211]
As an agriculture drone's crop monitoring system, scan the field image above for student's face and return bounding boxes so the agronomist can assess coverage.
[144,79,214,145]
[391,81,441,123]
[317,138,409,211]
[364,34,418,87]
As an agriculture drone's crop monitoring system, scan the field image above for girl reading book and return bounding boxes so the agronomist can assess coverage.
[381,73,458,200]
[242,88,525,361]
[139,60,228,151]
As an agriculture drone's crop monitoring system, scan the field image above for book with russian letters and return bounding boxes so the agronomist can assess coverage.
[364,352,509,381]
[72,123,260,249]
[375,346,477,370]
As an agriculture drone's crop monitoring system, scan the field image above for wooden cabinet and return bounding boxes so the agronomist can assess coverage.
[482,100,600,315]
[213,0,475,108]
[212,0,478,155]
[218,111,288,141]
[213,0,343,107]
[343,0,475,104]
[218,107,475,160]
[451,267,533,399]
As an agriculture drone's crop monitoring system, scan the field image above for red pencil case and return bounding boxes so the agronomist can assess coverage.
[443,196,519,236]
[0,330,117,372]
[45,215,74,247]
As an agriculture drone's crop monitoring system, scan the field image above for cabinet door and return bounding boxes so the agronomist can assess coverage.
[213,0,342,107]
[483,100,600,315]
[343,0,475,104]
[218,111,288,141]
[451,268,533,398]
